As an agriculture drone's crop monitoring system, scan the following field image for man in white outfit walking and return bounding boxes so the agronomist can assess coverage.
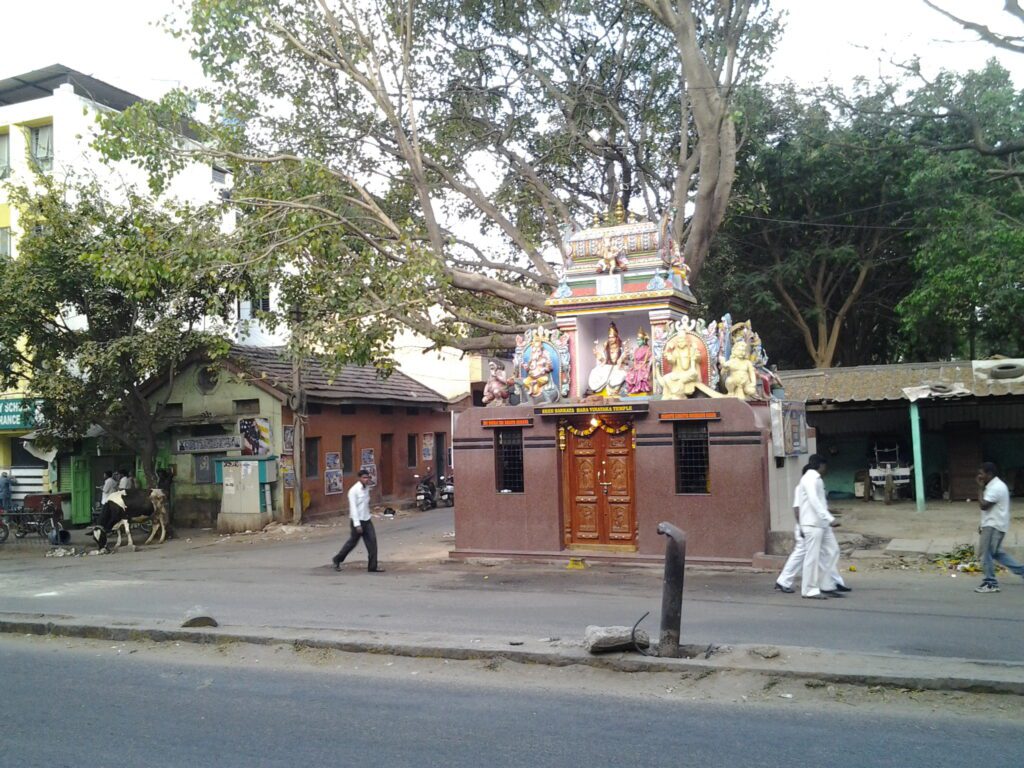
[797,455,840,599]
[775,463,850,594]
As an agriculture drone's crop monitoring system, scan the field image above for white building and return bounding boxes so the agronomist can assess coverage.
[0,64,232,505]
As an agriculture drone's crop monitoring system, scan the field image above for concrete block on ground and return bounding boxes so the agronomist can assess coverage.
[849,549,890,559]
[752,552,786,570]
[927,538,970,556]
[584,625,649,654]
[884,538,929,555]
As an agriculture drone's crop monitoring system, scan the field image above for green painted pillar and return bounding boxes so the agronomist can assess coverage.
[909,401,926,512]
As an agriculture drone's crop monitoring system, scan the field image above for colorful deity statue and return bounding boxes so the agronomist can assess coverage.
[482,361,512,407]
[596,233,628,275]
[656,334,721,399]
[719,339,759,400]
[522,335,554,399]
[513,325,571,404]
[624,330,653,395]
[587,322,628,396]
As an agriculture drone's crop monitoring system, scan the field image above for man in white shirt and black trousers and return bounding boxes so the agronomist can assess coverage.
[332,469,385,573]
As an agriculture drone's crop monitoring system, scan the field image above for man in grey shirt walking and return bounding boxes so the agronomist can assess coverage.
[332,469,385,573]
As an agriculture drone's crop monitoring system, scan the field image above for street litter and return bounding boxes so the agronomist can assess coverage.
[931,544,980,573]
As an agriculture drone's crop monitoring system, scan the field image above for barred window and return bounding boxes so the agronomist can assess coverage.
[494,428,524,493]
[341,435,355,474]
[305,437,320,478]
[407,434,418,468]
[673,422,709,494]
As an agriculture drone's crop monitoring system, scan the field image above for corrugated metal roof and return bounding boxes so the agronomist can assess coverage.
[230,345,448,407]
[777,359,1024,404]
[0,64,142,111]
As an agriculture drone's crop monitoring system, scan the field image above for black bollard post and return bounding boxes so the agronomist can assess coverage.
[656,521,686,658]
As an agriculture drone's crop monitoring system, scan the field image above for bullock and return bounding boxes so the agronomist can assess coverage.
[91,488,169,550]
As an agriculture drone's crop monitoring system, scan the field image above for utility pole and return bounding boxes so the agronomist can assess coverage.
[290,305,304,524]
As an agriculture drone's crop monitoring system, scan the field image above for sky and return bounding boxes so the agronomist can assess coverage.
[1,1,1022,101]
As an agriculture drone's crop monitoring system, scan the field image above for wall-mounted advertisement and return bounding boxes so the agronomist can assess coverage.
[282,426,294,455]
[239,417,272,456]
[175,435,242,453]
[280,456,295,489]
[770,401,808,458]
[359,463,378,488]
[325,468,344,495]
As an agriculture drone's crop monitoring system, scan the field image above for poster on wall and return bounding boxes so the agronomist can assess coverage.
[280,456,295,489]
[770,401,808,458]
[360,448,374,465]
[422,433,434,462]
[325,451,341,470]
[239,417,272,456]
[282,426,294,455]
[359,462,378,488]
[325,468,344,495]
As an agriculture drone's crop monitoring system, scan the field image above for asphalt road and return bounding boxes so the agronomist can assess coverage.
[2,509,1023,661]
[0,637,1019,768]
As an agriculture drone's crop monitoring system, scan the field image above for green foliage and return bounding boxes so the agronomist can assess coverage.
[0,176,241,478]
[893,61,1024,359]
[96,0,780,354]
[706,85,920,368]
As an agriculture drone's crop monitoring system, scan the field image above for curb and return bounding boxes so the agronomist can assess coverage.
[2,616,1023,696]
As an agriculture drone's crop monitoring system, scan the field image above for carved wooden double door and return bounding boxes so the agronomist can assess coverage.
[563,422,637,549]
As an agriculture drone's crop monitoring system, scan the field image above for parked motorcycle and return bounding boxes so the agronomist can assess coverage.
[414,472,437,511]
[439,474,455,507]
[3,498,62,540]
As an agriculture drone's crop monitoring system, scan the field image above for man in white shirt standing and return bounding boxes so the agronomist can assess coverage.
[974,462,1024,594]
[797,455,839,599]
[100,471,118,506]
[332,469,385,573]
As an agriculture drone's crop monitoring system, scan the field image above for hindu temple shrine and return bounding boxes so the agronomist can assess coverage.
[452,215,807,565]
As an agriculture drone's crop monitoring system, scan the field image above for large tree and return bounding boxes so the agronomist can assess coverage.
[0,177,242,484]
[704,87,920,368]
[99,0,780,354]
[882,62,1024,358]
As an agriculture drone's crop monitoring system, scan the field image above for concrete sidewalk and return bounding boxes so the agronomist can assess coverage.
[3,612,1023,695]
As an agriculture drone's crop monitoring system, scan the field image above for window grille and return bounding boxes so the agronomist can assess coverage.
[0,132,9,178]
[194,453,224,485]
[211,166,228,184]
[341,435,355,473]
[30,125,54,171]
[494,428,524,493]
[673,422,709,494]
[305,437,320,478]
[407,434,418,467]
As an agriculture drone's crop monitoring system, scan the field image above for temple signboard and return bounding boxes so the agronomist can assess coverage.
[535,403,649,416]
